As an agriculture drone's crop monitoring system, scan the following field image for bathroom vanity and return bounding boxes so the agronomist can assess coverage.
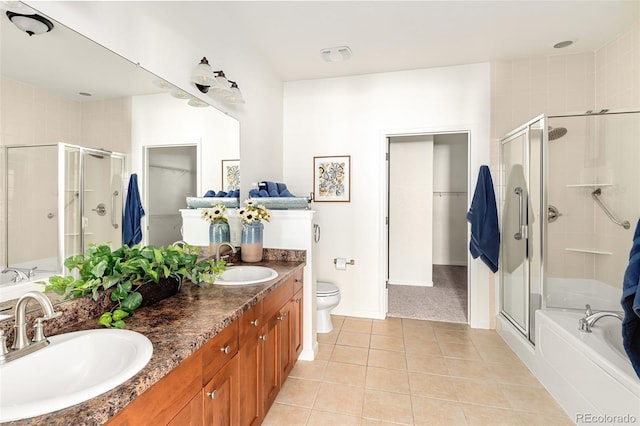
[4,255,305,425]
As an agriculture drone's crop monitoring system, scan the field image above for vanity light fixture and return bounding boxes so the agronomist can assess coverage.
[5,11,53,36]
[224,81,245,104]
[190,57,244,105]
[190,57,217,93]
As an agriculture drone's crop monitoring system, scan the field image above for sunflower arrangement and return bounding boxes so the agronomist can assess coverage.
[238,199,271,224]
[201,203,228,223]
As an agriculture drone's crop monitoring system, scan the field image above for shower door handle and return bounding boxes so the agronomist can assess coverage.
[514,187,524,240]
[111,191,119,229]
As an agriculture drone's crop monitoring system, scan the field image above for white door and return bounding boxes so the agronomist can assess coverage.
[388,135,434,286]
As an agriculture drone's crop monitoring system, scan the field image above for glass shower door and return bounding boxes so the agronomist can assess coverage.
[501,130,530,335]
[500,117,545,343]
[82,149,124,251]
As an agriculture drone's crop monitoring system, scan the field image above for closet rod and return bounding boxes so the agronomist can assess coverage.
[148,164,192,174]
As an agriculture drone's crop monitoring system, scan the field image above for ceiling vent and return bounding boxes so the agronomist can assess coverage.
[321,46,352,62]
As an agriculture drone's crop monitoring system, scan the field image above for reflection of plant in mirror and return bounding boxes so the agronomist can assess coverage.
[201,203,228,223]
[44,243,226,328]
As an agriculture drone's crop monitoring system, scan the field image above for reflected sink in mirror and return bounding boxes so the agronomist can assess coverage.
[0,329,153,422]
[216,266,278,286]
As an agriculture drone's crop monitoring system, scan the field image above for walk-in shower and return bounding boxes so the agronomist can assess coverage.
[498,108,640,420]
[4,143,125,272]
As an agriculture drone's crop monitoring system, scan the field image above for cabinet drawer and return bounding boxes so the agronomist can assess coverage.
[202,321,239,385]
[240,300,263,342]
[263,277,294,321]
[292,268,303,294]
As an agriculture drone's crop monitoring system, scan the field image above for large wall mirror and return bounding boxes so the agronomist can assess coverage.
[0,5,240,304]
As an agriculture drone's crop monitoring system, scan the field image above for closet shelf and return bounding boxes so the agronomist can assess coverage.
[565,248,612,255]
[566,184,612,188]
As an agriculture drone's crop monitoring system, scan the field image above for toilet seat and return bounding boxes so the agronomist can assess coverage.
[317,281,340,296]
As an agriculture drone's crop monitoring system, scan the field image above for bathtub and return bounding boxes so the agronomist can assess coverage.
[536,310,639,423]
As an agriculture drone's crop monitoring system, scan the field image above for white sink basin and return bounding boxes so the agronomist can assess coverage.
[0,328,153,422]
[216,266,278,286]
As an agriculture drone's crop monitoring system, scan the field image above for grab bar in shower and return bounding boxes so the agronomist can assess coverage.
[591,188,630,230]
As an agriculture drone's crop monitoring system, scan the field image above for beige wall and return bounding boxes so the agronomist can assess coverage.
[490,20,639,300]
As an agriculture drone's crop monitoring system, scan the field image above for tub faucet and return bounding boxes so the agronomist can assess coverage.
[1,267,30,283]
[216,243,236,262]
[578,311,623,333]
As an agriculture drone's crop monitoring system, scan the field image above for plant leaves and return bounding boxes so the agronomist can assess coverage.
[98,312,112,327]
[113,309,130,321]
[121,291,143,312]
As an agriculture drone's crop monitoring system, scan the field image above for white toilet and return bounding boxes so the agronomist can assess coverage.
[316,281,341,333]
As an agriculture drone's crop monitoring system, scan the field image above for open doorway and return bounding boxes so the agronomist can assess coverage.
[144,145,198,247]
[386,132,469,323]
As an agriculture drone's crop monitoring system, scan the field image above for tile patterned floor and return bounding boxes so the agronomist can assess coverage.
[263,316,573,426]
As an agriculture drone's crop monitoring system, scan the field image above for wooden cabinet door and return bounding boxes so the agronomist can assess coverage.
[239,332,262,426]
[203,355,240,426]
[261,314,280,413]
[167,392,203,426]
[277,304,294,383]
[290,289,303,362]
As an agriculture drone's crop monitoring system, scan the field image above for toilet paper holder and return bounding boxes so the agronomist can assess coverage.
[333,258,355,266]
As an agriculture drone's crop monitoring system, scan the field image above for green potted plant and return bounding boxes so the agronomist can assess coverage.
[45,243,226,328]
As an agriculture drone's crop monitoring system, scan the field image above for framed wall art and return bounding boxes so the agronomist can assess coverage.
[313,155,351,202]
[221,159,240,192]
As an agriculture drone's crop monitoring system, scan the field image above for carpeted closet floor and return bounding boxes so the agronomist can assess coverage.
[387,265,468,323]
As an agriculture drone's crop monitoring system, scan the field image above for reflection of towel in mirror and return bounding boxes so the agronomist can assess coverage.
[123,174,145,247]
[203,189,216,197]
[621,217,640,379]
[502,164,535,273]
[466,166,500,273]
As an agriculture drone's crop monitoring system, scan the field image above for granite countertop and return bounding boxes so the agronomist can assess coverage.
[3,251,305,426]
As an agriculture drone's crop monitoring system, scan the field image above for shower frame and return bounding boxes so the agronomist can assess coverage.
[3,143,126,272]
[498,114,547,344]
[499,107,640,344]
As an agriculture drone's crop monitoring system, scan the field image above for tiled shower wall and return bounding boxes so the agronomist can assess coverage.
[0,76,131,268]
[490,20,640,289]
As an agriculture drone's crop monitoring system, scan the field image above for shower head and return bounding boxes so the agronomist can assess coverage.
[548,126,567,141]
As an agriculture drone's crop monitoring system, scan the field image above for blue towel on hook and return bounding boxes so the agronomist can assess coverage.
[621,217,640,379]
[123,174,145,247]
[466,165,500,273]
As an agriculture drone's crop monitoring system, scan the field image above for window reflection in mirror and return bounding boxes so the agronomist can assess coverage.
[0,7,240,305]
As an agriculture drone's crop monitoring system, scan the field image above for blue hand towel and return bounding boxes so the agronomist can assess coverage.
[621,217,640,379]
[123,174,145,247]
[262,181,279,196]
[280,189,295,197]
[215,190,227,197]
[466,165,500,273]
[269,190,280,197]
[249,189,261,198]
[203,189,216,197]
[258,189,270,197]
[277,183,288,194]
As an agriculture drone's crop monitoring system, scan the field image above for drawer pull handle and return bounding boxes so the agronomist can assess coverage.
[207,390,217,399]
[221,345,231,354]
[259,335,267,341]
[250,319,259,326]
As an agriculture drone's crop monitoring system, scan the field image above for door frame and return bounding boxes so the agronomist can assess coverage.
[142,141,201,246]
[381,127,471,322]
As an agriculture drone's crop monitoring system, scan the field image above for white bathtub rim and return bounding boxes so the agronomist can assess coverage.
[537,309,640,399]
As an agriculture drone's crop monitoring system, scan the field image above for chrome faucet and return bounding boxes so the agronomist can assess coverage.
[1,267,36,283]
[578,307,623,333]
[215,243,236,262]
[0,291,61,364]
